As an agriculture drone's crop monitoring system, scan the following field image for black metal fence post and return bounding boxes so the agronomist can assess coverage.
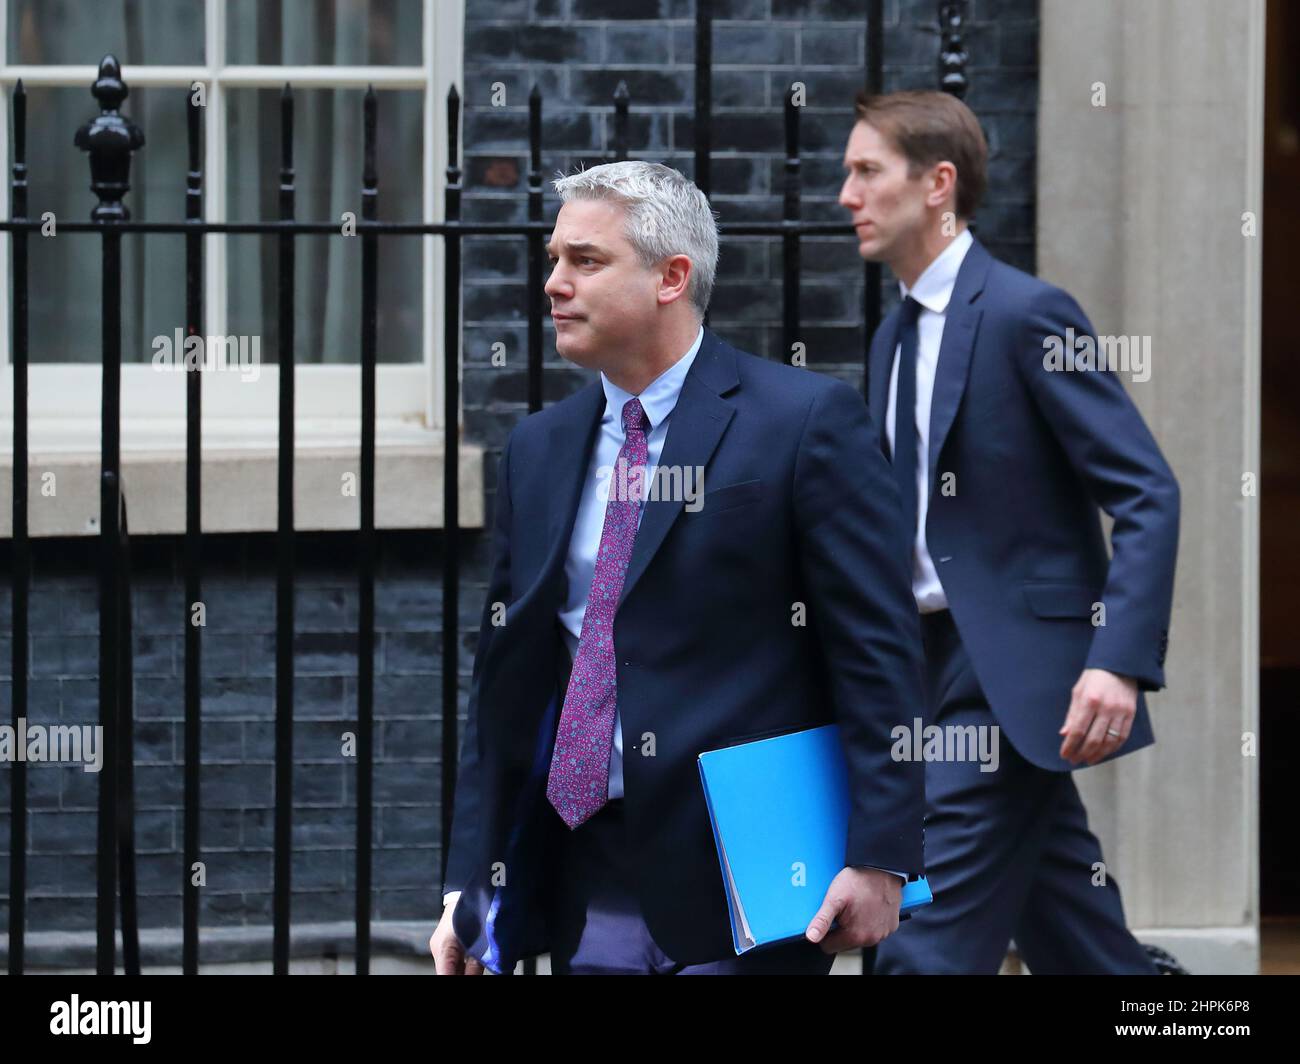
[439,85,462,901]
[182,82,204,978]
[73,54,143,976]
[356,85,379,977]
[273,83,297,976]
[7,78,28,978]
[694,0,712,197]
[611,81,629,163]
[782,84,802,364]
[527,84,543,415]
[862,0,884,401]
[939,1,970,99]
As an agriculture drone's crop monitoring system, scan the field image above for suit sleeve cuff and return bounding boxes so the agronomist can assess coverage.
[856,865,908,883]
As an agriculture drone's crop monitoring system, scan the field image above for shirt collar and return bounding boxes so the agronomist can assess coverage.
[599,324,704,432]
[898,227,974,316]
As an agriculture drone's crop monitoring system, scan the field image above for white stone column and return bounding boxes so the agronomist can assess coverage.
[1036,0,1263,974]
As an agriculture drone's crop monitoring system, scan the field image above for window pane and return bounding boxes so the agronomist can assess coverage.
[226,88,423,365]
[225,0,422,66]
[19,86,187,364]
[8,0,204,66]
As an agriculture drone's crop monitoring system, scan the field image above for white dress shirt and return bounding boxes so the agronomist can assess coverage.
[884,227,973,613]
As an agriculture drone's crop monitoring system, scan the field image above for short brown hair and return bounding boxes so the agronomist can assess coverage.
[852,90,988,220]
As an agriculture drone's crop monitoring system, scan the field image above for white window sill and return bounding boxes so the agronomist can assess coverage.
[0,417,484,537]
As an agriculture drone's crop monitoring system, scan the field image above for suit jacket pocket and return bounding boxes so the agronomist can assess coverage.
[682,477,762,518]
[1022,580,1099,619]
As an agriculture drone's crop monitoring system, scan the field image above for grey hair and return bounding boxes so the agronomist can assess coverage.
[552,161,719,317]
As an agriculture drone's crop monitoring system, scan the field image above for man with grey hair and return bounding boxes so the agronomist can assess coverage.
[430,160,926,975]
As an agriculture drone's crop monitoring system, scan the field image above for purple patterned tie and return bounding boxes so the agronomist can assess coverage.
[546,397,649,829]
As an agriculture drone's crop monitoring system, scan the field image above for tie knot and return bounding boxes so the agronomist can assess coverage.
[900,295,923,325]
[622,397,648,435]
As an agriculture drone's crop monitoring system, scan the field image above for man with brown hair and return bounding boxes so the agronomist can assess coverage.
[840,90,1179,974]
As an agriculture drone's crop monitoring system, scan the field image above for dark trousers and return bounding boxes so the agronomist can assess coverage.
[874,609,1158,975]
[541,797,835,974]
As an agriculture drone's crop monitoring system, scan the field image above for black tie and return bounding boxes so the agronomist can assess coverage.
[890,296,923,542]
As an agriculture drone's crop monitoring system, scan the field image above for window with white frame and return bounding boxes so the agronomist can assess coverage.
[0,0,463,454]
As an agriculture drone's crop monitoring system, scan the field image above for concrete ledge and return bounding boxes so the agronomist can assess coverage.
[0,431,484,536]
[1126,926,1259,976]
[0,920,438,972]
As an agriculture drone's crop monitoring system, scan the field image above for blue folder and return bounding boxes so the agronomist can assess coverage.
[698,723,933,954]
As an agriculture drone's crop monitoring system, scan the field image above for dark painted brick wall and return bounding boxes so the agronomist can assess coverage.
[0,531,489,938]
[462,0,1038,476]
[1,0,1037,953]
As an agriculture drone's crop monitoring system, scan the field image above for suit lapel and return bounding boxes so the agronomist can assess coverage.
[542,382,605,590]
[618,328,738,609]
[925,237,990,493]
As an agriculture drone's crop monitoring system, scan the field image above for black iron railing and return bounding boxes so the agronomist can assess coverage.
[4,0,970,975]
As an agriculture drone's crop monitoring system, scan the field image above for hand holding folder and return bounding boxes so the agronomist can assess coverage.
[698,723,932,954]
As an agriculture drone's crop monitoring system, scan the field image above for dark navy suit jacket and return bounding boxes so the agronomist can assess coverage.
[444,328,926,972]
[867,236,1180,772]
